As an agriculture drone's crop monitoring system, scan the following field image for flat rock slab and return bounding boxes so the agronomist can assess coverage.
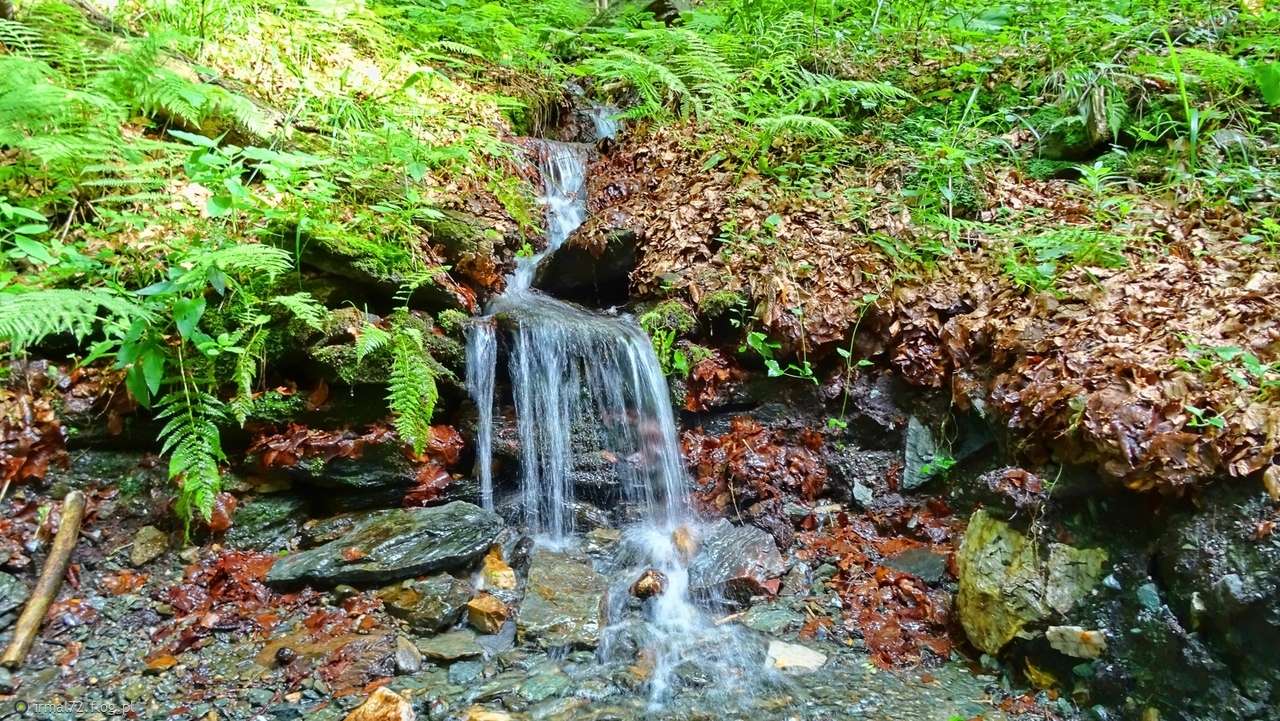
[517,548,605,649]
[687,519,785,603]
[267,502,504,587]
[416,629,484,662]
[377,573,473,632]
[765,640,827,672]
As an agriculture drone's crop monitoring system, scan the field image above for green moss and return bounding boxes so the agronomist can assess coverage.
[697,290,747,319]
[243,389,306,424]
[1025,158,1077,180]
[638,299,698,336]
[436,309,469,335]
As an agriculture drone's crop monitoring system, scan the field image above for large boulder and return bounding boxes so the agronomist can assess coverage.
[517,548,606,649]
[686,519,786,605]
[955,509,1107,655]
[267,502,504,587]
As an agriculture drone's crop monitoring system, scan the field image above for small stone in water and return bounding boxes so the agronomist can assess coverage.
[343,687,415,721]
[275,646,297,666]
[464,707,511,721]
[630,569,667,599]
[672,525,697,562]
[130,526,168,567]
[479,548,516,591]
[394,635,422,674]
[466,593,509,634]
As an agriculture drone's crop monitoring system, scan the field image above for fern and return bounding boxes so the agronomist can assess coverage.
[754,113,844,140]
[156,388,226,526]
[273,292,327,330]
[387,326,438,455]
[175,244,294,292]
[0,288,147,352]
[229,326,268,425]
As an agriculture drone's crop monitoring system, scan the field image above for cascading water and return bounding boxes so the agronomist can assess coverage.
[466,132,767,708]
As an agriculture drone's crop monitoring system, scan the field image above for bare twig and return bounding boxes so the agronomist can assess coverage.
[1,490,87,669]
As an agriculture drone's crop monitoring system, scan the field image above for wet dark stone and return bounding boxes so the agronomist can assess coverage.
[687,519,785,605]
[266,502,504,587]
[824,448,898,508]
[0,571,29,630]
[533,229,637,306]
[884,548,948,584]
[377,573,473,632]
[1158,482,1280,712]
[517,548,606,650]
[226,494,307,552]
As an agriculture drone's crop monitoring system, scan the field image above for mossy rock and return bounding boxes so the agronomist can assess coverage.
[696,289,747,320]
[637,299,698,336]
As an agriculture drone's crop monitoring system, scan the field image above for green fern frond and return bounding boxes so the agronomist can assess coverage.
[387,326,437,455]
[156,389,226,525]
[229,327,268,425]
[175,244,294,291]
[0,288,148,352]
[355,323,392,363]
[273,292,327,330]
[753,113,844,140]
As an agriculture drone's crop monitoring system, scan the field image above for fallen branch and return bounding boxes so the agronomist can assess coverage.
[1,490,87,669]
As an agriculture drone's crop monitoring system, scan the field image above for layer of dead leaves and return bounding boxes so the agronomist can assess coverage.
[592,124,1279,495]
[683,416,827,548]
[798,499,959,669]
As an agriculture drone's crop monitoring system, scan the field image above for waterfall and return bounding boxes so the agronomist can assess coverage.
[466,133,759,707]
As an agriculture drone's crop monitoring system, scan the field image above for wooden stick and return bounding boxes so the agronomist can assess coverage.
[2,490,87,668]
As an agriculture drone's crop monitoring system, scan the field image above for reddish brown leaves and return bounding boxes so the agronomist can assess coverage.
[799,500,958,668]
[683,416,828,512]
[100,569,149,595]
[684,351,746,412]
[250,424,398,468]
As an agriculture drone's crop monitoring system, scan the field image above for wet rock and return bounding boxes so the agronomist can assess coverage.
[267,502,504,587]
[518,549,605,649]
[376,574,472,632]
[394,635,423,674]
[534,228,637,305]
[1158,481,1280,708]
[956,509,1108,655]
[226,494,306,551]
[466,593,509,634]
[884,547,948,584]
[274,440,416,511]
[629,569,666,599]
[449,660,484,685]
[416,629,484,662]
[519,667,571,703]
[824,448,897,508]
[765,640,827,672]
[0,667,15,694]
[478,548,516,591]
[130,526,169,567]
[739,604,801,634]
[0,572,28,630]
[343,687,415,721]
[464,707,512,721]
[687,520,785,605]
[902,416,941,490]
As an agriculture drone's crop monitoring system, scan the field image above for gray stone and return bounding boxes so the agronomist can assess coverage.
[226,494,305,552]
[0,572,28,630]
[519,668,571,703]
[130,526,168,567]
[765,640,827,672]
[393,635,422,674]
[267,502,504,587]
[884,547,949,583]
[447,659,483,685]
[903,416,939,490]
[687,519,785,604]
[517,549,605,649]
[245,687,275,707]
[376,573,472,632]
[416,629,483,662]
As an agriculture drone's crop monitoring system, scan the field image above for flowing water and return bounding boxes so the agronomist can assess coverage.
[466,133,765,708]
